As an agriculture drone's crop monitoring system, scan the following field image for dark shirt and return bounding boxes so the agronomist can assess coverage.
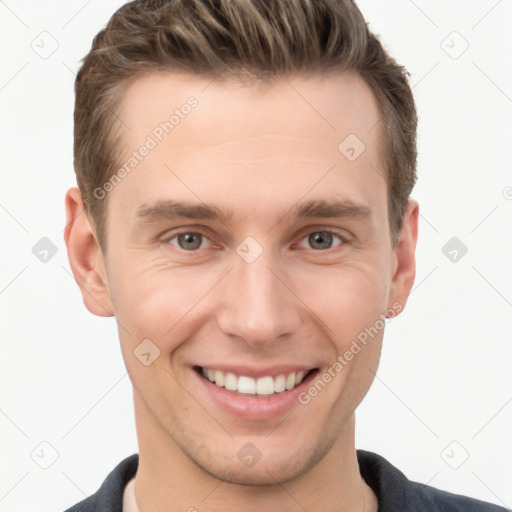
[62,450,509,511]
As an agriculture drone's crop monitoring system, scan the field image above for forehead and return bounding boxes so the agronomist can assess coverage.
[117,70,382,152]
[111,70,386,224]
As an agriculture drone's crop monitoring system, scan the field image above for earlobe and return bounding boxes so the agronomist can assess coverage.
[63,187,114,317]
[387,199,419,313]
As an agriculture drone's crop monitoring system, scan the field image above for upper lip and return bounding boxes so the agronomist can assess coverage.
[194,364,317,379]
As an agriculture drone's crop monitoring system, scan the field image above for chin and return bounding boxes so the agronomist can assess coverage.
[189,440,328,487]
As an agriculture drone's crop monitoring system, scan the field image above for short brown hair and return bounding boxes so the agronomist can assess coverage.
[74,0,417,250]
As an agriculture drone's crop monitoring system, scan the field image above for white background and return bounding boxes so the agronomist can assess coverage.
[0,1,511,510]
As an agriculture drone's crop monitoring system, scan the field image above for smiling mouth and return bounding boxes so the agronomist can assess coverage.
[194,366,319,397]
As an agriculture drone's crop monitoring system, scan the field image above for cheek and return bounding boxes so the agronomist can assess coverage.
[290,258,391,343]
[108,262,211,396]
[107,256,224,350]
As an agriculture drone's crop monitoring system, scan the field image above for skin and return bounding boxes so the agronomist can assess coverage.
[65,70,418,512]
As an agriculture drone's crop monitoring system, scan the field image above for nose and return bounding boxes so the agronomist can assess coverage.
[216,250,303,347]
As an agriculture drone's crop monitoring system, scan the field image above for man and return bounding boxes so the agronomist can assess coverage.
[62,0,507,511]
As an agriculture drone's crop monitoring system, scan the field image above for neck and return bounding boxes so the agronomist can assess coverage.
[132,391,378,512]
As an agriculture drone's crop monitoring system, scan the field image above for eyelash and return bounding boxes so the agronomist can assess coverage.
[161,227,348,252]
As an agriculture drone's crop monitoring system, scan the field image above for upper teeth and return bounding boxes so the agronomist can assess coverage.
[201,367,308,395]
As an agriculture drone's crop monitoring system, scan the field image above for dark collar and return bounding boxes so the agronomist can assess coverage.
[64,450,508,512]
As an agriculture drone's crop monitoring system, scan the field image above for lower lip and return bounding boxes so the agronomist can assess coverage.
[193,368,318,421]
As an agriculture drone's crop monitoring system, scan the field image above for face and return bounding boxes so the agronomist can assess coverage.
[67,70,417,486]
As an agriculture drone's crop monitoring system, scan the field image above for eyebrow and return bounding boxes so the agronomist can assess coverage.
[135,200,234,224]
[134,198,372,224]
[285,199,372,222]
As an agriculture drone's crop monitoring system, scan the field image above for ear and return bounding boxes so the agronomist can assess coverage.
[387,198,419,314]
[63,187,114,317]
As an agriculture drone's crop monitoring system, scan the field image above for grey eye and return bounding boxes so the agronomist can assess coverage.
[171,233,206,251]
[297,231,343,250]
[308,231,334,250]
